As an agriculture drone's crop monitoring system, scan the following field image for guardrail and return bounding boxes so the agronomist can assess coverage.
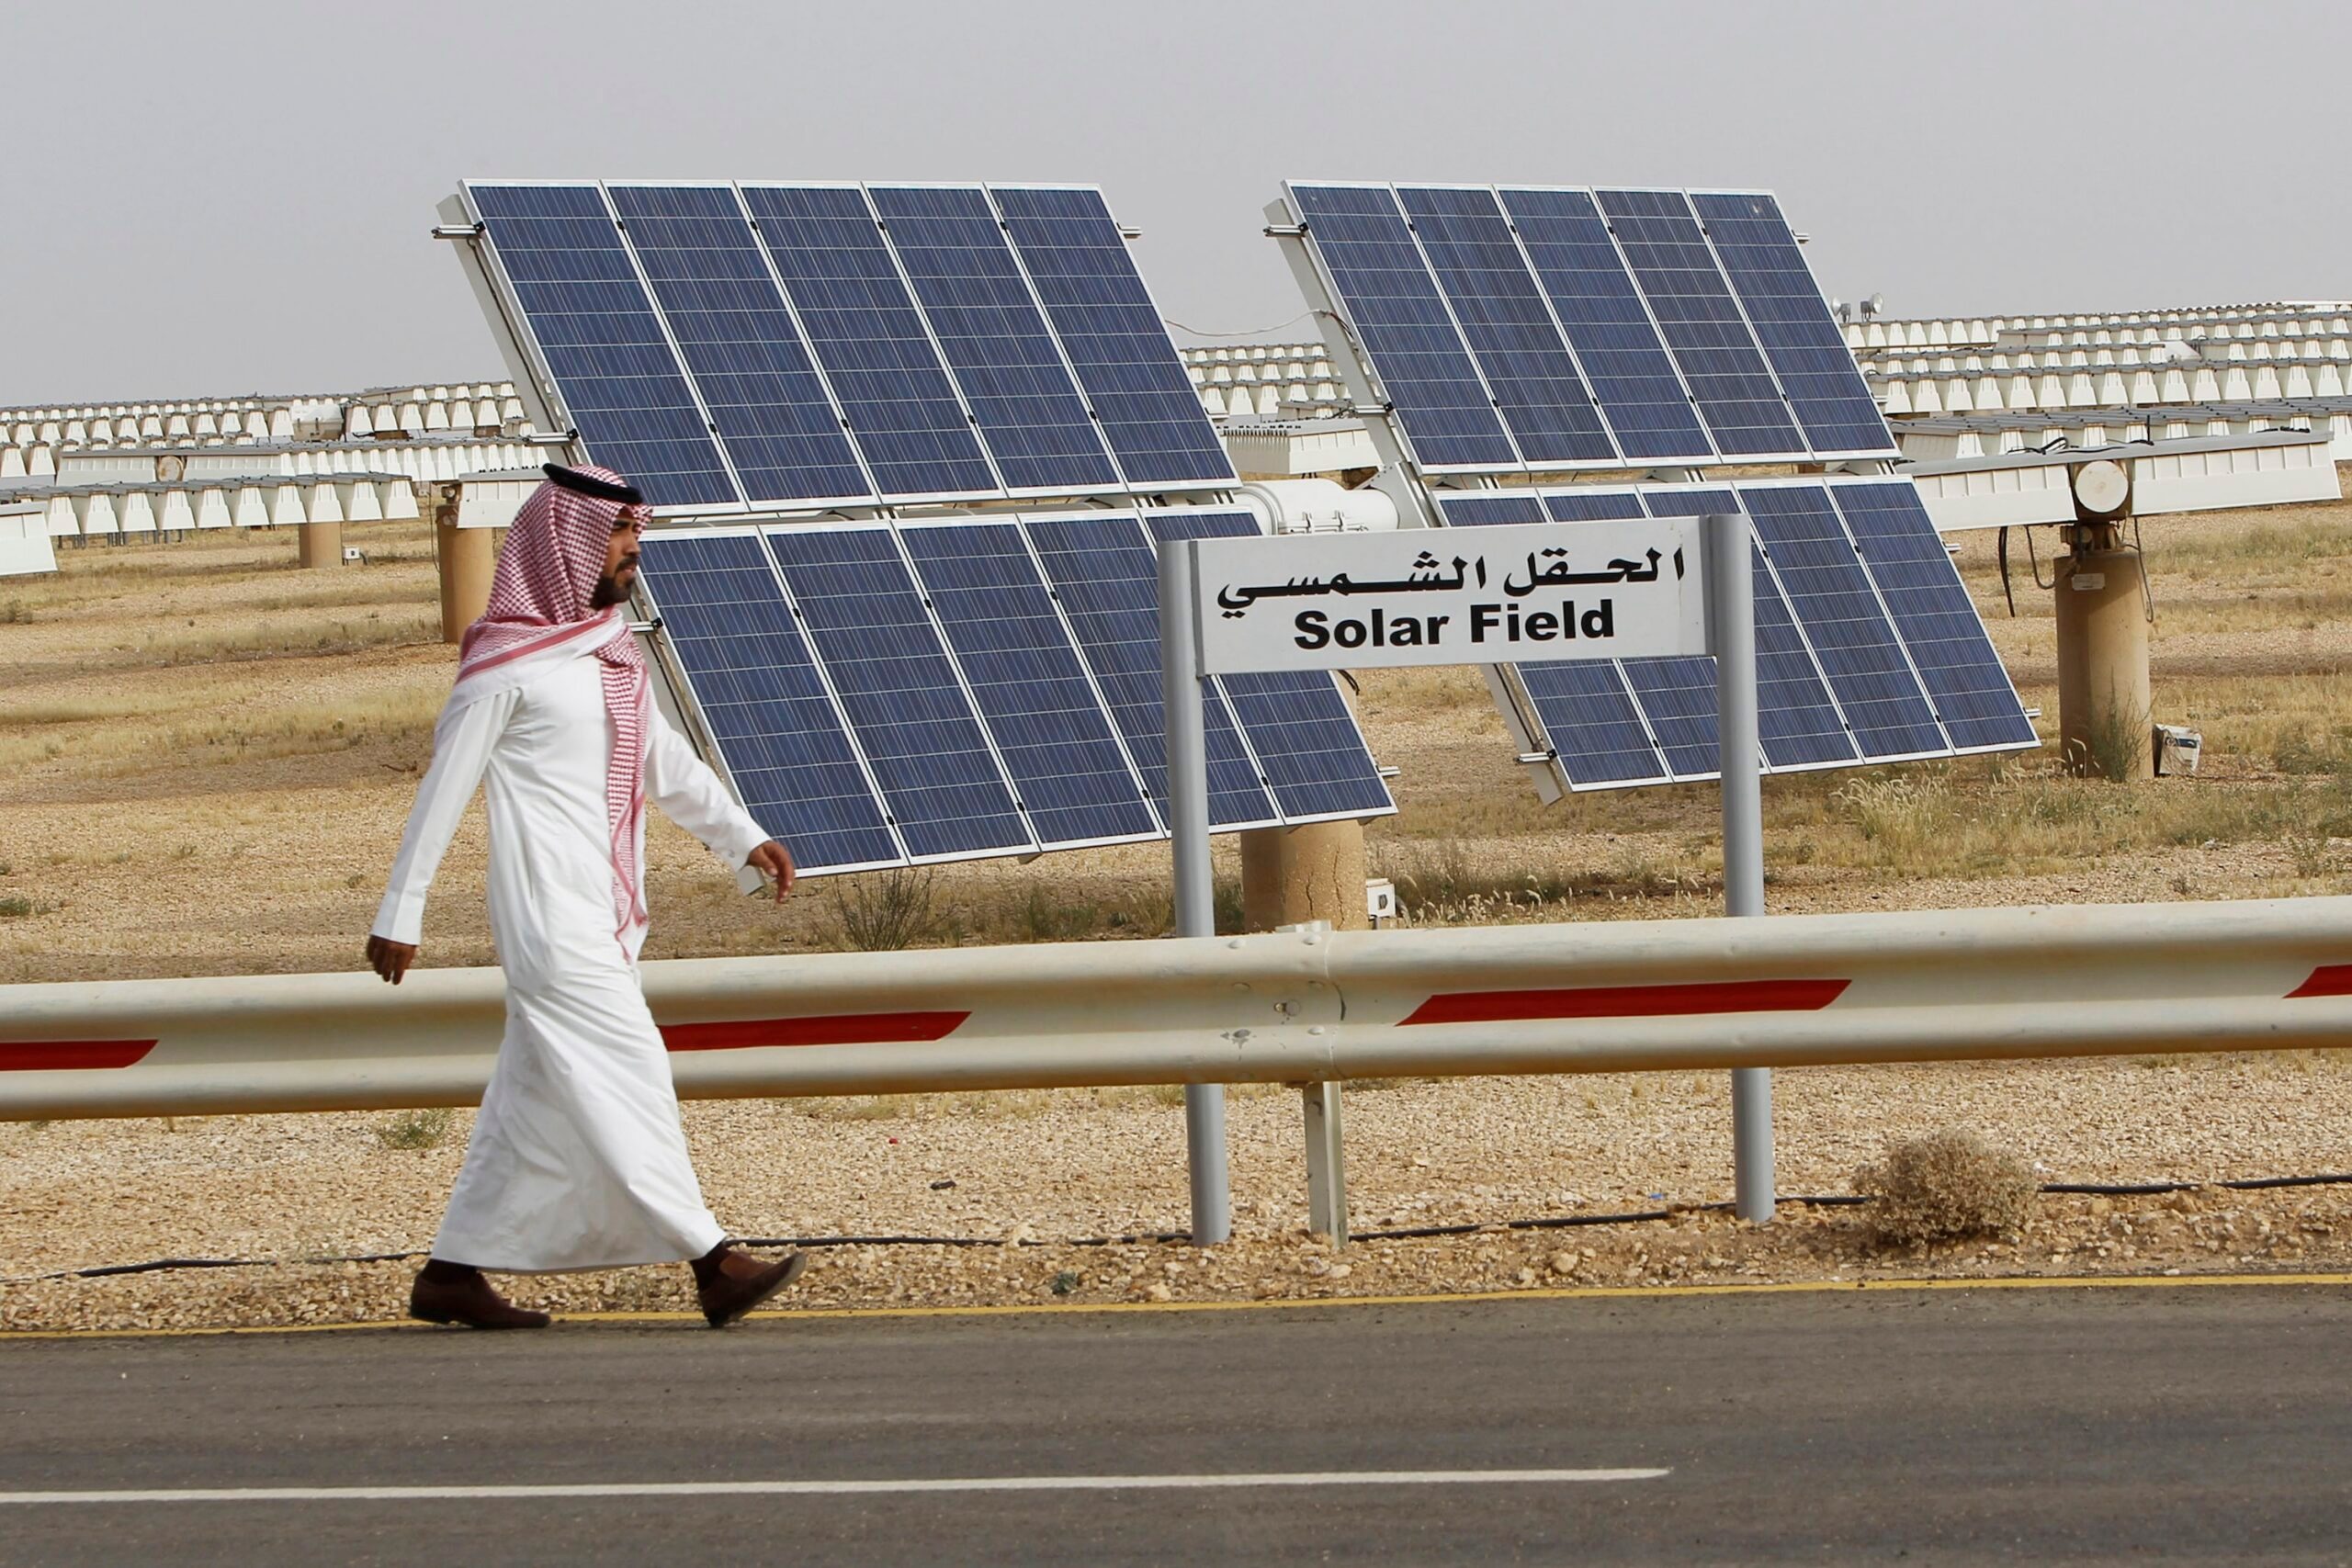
[7,897,2350,1239]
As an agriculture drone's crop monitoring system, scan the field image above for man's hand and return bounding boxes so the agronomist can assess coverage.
[366,934,417,986]
[746,840,797,900]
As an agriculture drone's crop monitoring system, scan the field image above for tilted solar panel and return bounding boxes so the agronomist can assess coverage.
[1436,493,1545,526]
[1286,184,1521,470]
[865,186,1121,495]
[1826,481,2040,752]
[633,530,901,871]
[736,185,1002,502]
[1541,491,1648,525]
[1285,184,1889,471]
[1425,478,2034,790]
[762,525,1035,860]
[1497,188,1716,464]
[461,179,1227,512]
[896,518,1161,847]
[1593,190,1806,460]
[990,186,1237,490]
[1689,193,1896,458]
[468,184,738,509]
[1022,512,1282,831]
[1393,186,1618,467]
[605,184,874,507]
[1736,484,1947,761]
[1142,510,1397,824]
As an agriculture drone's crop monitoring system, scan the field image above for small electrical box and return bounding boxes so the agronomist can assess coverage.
[2154,724,2202,777]
[1365,877,1396,925]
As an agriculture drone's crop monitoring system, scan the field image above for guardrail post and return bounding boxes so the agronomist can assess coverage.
[1301,1081,1348,1244]
[1160,538,1232,1245]
[1706,510,1776,1224]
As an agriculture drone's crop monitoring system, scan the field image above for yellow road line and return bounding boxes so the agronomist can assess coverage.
[4,1269,2349,1340]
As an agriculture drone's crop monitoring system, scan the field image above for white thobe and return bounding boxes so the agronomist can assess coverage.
[373,655,770,1272]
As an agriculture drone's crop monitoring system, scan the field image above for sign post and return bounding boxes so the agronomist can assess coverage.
[1159,514,1767,1244]
[1158,541,1231,1245]
[1702,512,1773,1224]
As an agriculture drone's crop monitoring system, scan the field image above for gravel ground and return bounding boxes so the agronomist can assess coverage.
[3,505,2350,1332]
[8,1055,2352,1330]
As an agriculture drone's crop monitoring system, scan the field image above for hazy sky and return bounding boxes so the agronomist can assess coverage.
[11,0,2346,405]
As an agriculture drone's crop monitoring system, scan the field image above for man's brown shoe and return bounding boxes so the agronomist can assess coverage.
[693,1246,808,1327]
[408,1267,550,1330]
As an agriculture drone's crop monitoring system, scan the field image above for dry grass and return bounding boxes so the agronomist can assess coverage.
[0,690,444,773]
[0,497,2346,987]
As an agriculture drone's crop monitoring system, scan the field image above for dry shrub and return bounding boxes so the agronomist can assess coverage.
[375,1107,454,1150]
[1855,1129,2035,1247]
[826,866,941,952]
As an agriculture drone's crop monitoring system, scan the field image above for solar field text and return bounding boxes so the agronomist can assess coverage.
[1194,520,1706,674]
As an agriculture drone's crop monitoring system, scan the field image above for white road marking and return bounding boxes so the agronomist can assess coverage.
[0,1469,1668,1505]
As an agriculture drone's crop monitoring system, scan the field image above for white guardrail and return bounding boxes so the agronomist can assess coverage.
[6,897,2350,1122]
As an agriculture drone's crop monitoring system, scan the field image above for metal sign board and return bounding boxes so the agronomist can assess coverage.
[1191,520,1707,674]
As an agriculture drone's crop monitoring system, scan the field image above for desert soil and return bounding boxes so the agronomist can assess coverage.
[2,496,2348,1330]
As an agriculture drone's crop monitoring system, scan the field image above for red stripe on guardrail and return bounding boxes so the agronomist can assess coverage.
[0,1040,159,1071]
[1399,978,1849,1027]
[660,1011,969,1052]
[2288,964,2352,999]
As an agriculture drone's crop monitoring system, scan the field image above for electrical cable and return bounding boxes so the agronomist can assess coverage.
[22,1174,2352,1283]
[2025,523,2057,592]
[1160,310,1314,341]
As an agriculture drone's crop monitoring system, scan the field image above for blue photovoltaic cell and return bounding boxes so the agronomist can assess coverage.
[1515,488,1665,784]
[1394,186,1616,466]
[1737,485,1946,759]
[1541,490,1646,524]
[1497,188,1713,464]
[1521,659,1668,787]
[1690,194,1894,457]
[762,527,1032,859]
[738,185,1001,500]
[1287,185,1519,469]
[1638,489,1855,773]
[634,532,898,871]
[865,186,1120,494]
[1594,190,1806,459]
[469,184,737,509]
[1438,493,1545,526]
[1828,482,2038,752]
[989,186,1236,487]
[1145,511,1394,822]
[1023,513,1278,829]
[605,185,872,506]
[897,522,1159,846]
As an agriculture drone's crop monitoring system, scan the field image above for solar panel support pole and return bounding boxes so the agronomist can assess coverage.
[1704,510,1775,1224]
[1159,537,1232,1245]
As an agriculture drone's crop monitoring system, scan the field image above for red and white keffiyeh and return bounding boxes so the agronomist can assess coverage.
[447,465,650,946]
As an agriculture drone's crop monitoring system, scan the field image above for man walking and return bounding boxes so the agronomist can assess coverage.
[366,463,804,1330]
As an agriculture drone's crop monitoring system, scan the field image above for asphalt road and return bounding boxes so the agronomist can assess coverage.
[5,1284,2352,1564]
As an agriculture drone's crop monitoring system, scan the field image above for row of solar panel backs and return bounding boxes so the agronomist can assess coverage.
[636,509,1396,875]
[1286,184,1896,472]
[462,181,1235,513]
[1439,479,2038,789]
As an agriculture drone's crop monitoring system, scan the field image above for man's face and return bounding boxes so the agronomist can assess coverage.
[590,511,646,609]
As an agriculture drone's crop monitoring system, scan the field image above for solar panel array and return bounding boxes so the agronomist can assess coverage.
[636,509,1395,874]
[1284,183,1896,472]
[1437,478,2036,789]
[462,181,1234,512]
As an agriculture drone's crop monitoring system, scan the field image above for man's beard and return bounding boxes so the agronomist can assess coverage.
[589,570,631,609]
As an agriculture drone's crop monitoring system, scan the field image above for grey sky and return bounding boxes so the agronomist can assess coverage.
[11,0,2345,405]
